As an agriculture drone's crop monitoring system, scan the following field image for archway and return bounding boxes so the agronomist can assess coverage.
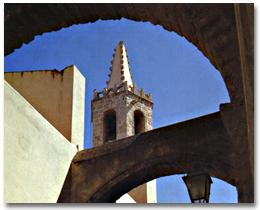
[4,4,253,103]
[5,4,254,202]
[58,112,238,203]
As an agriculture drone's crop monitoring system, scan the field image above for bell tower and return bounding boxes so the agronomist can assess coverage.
[91,41,153,147]
[91,41,156,203]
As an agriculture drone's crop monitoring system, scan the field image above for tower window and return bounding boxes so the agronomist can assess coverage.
[104,109,117,142]
[134,110,145,134]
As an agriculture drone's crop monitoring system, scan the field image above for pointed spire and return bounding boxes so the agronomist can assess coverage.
[107,41,133,89]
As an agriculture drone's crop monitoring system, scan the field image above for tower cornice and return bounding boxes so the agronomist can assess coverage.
[92,88,153,107]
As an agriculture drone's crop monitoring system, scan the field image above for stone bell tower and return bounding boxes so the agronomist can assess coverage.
[91,41,156,203]
[91,41,153,147]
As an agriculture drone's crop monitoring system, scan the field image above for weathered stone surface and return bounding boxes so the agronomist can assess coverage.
[5,3,254,202]
[58,112,237,203]
[92,90,153,146]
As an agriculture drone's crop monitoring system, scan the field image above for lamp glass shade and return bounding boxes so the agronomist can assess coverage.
[182,172,212,203]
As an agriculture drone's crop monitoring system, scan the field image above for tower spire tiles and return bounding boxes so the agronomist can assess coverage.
[107,41,133,89]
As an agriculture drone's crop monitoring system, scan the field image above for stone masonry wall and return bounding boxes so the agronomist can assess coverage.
[125,94,153,136]
[92,91,153,147]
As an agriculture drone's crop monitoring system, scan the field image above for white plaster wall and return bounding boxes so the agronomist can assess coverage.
[71,66,85,150]
[4,81,77,203]
[4,65,85,150]
[147,179,157,203]
[116,193,136,203]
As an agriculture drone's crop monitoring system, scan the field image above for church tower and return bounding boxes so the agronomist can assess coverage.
[91,41,153,147]
[91,41,156,203]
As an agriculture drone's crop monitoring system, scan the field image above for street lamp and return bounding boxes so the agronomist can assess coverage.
[182,172,213,203]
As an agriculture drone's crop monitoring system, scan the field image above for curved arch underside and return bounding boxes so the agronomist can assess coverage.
[3,4,248,80]
[5,3,254,203]
[58,112,244,203]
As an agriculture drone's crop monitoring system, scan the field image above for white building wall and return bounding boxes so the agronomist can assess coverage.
[116,194,136,203]
[147,179,157,203]
[4,81,77,203]
[4,65,85,150]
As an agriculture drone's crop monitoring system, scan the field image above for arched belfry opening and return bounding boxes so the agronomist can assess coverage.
[103,109,117,142]
[134,110,145,134]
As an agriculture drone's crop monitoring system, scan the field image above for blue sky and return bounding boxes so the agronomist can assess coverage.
[4,18,237,203]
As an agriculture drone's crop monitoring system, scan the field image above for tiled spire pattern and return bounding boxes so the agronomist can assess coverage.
[107,41,133,89]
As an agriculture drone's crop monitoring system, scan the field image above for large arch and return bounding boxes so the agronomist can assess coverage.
[5,3,254,202]
[58,112,237,202]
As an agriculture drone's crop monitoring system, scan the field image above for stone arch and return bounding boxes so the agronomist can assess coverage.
[3,4,248,108]
[58,112,238,203]
[5,3,253,203]
[103,109,117,142]
[134,110,145,134]
[3,4,244,85]
[88,158,235,203]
